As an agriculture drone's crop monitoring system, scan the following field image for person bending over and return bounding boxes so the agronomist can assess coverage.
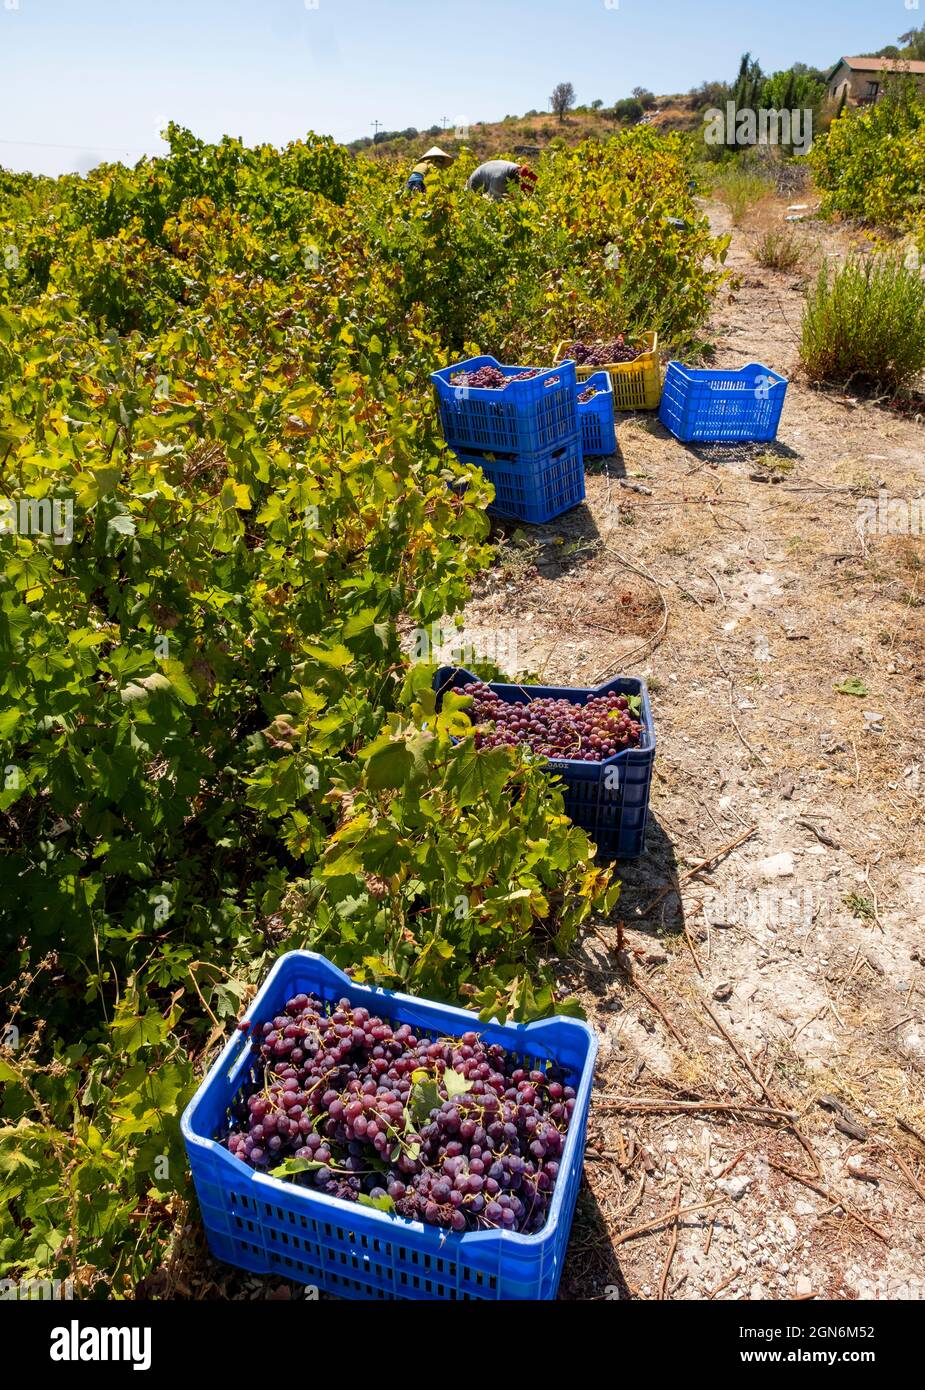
[465,160,537,201]
[404,145,454,194]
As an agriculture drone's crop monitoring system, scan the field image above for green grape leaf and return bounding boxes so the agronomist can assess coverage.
[834,677,868,697]
[357,1191,394,1212]
[443,1067,472,1100]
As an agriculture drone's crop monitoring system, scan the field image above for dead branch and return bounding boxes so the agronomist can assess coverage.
[767,1160,888,1244]
[657,1182,682,1300]
[892,1151,925,1207]
[599,1096,797,1120]
[637,825,757,919]
[702,1000,821,1174]
[614,1198,726,1246]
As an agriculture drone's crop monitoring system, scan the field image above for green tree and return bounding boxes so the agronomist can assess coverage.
[551,81,576,122]
[899,26,925,60]
[781,71,796,112]
[733,52,765,113]
[811,77,925,235]
[689,80,729,110]
[613,97,644,124]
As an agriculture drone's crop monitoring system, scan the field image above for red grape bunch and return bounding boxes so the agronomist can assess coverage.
[224,991,577,1235]
[451,365,506,389]
[450,367,541,390]
[462,680,642,762]
[577,385,600,403]
[569,336,638,366]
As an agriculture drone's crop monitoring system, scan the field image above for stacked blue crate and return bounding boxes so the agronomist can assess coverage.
[431,356,585,524]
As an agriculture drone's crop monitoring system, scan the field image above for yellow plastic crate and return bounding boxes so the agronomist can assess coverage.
[555,331,662,411]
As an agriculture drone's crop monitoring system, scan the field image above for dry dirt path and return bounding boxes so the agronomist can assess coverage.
[454,198,925,1301]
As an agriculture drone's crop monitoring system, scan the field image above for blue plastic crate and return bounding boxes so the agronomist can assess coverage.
[432,356,577,454]
[576,372,616,457]
[181,951,597,1301]
[434,667,655,859]
[453,434,585,526]
[658,360,788,443]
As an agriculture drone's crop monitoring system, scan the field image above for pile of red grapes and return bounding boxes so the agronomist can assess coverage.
[225,992,576,1235]
[462,679,642,762]
[451,365,506,390]
[569,336,639,366]
[450,367,541,390]
[577,385,601,403]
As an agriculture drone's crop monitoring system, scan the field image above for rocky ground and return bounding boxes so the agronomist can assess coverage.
[449,196,925,1301]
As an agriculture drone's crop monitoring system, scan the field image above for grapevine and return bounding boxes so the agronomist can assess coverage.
[0,119,727,1293]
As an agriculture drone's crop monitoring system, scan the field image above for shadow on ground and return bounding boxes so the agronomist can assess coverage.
[562,815,687,1005]
[583,433,629,480]
[612,813,687,944]
[558,1179,632,1301]
[490,498,604,579]
[681,437,803,468]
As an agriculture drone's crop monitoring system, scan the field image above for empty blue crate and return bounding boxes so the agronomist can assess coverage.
[576,371,616,457]
[432,355,577,454]
[658,361,788,443]
[454,434,585,525]
[434,666,656,859]
[181,950,597,1301]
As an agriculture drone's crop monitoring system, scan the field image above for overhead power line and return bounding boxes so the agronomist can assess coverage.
[0,138,153,155]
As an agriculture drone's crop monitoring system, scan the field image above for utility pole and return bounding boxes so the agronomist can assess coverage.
[371,119,383,139]
[441,116,449,131]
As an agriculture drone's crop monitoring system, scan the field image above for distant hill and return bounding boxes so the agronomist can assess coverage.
[349,97,704,165]
[351,23,925,166]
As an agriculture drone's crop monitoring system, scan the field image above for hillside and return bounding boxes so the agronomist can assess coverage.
[350,96,704,165]
[348,22,925,168]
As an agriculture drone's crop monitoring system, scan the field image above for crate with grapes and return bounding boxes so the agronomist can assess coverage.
[182,951,597,1300]
[435,666,656,859]
[576,370,616,457]
[555,332,662,410]
[431,354,578,454]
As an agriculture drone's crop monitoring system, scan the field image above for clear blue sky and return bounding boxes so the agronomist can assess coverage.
[0,0,912,175]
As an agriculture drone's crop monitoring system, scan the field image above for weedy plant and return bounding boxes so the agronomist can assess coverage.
[713,168,769,225]
[753,225,804,272]
[800,252,925,393]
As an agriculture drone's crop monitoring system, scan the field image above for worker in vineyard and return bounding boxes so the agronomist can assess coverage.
[404,145,454,194]
[465,160,538,201]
